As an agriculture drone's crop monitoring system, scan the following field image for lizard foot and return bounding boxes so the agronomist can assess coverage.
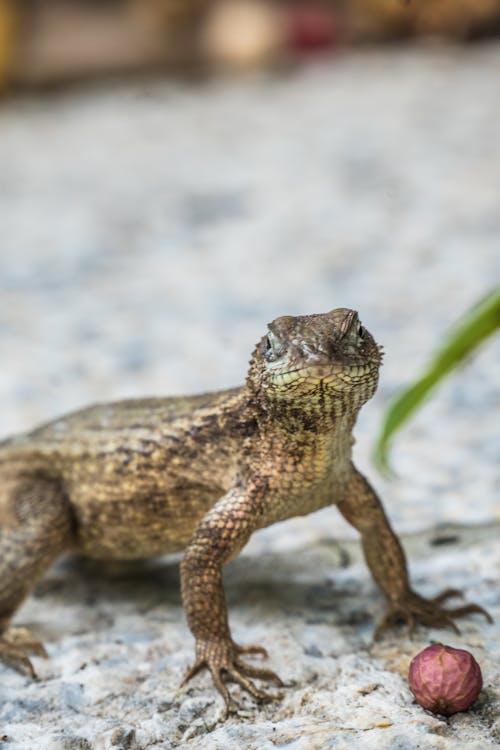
[375,588,493,640]
[181,638,283,714]
[0,626,48,677]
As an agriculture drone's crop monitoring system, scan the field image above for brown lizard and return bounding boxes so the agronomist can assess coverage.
[0,308,491,712]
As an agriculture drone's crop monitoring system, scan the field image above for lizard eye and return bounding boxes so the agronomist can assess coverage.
[264,330,284,361]
[357,324,365,339]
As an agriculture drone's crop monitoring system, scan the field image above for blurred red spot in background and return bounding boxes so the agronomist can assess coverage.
[285,2,341,55]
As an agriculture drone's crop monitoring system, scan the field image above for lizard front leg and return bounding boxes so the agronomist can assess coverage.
[180,487,283,713]
[337,467,492,637]
[0,474,74,675]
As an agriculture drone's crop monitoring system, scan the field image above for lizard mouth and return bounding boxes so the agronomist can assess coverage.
[267,361,379,388]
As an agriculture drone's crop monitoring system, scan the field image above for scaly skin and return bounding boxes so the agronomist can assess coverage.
[0,309,491,713]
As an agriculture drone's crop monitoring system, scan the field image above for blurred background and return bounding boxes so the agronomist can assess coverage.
[2,0,500,88]
[0,0,499,533]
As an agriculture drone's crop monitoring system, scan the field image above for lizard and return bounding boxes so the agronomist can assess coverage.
[0,308,491,713]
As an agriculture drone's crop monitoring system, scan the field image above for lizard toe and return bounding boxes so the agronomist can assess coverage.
[180,658,205,687]
[374,610,400,640]
[226,667,278,702]
[4,626,48,657]
[446,602,493,624]
[376,588,492,640]
[234,658,284,686]
[431,588,464,605]
[233,641,268,658]
[426,610,461,635]
[210,668,234,716]
[0,627,48,677]
[0,640,37,678]
[182,638,284,710]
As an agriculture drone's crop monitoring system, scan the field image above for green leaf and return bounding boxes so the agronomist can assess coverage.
[374,287,500,477]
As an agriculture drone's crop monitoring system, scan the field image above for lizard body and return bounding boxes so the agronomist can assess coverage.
[0,308,490,712]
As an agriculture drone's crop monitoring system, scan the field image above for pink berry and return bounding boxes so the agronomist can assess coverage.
[408,644,483,716]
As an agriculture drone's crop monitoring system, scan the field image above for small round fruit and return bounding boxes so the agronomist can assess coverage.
[408,643,483,716]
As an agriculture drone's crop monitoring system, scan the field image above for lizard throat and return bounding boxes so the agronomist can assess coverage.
[253,365,379,433]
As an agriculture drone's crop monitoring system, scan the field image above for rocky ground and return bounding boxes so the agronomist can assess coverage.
[0,44,499,749]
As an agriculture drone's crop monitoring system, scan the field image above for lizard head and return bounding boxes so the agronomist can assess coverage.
[248,308,383,411]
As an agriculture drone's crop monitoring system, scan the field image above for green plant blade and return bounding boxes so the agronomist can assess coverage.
[374,287,500,476]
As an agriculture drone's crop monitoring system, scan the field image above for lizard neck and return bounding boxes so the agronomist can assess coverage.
[243,388,357,503]
[244,384,362,438]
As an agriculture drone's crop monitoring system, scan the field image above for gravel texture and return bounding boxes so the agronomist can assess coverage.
[0,44,499,749]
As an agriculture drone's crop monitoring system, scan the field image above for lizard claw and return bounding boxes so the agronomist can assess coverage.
[181,637,283,714]
[375,588,493,640]
[0,627,48,678]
